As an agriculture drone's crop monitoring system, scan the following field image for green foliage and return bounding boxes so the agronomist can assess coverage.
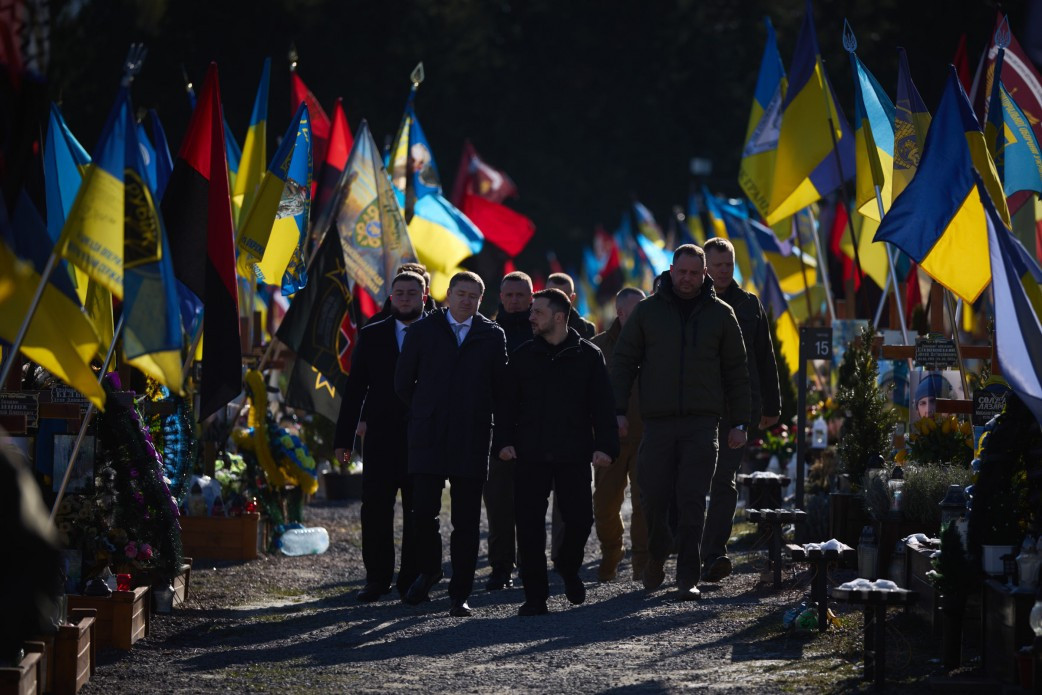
[836,326,899,489]
[929,522,974,602]
[900,465,973,530]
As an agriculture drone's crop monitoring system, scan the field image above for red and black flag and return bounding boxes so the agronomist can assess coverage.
[277,231,354,423]
[311,97,353,241]
[161,63,242,420]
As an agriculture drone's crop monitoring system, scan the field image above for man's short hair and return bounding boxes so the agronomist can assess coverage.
[391,270,425,292]
[500,271,533,291]
[546,272,575,295]
[616,286,645,303]
[703,237,734,257]
[448,270,485,295]
[672,244,705,265]
[532,288,571,317]
[397,262,431,289]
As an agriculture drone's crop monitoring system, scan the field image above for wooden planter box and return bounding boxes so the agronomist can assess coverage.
[133,558,192,609]
[47,608,96,695]
[66,587,149,651]
[981,579,1038,683]
[904,542,941,636]
[0,649,42,695]
[180,514,259,561]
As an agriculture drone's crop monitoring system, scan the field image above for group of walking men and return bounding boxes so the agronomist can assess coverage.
[333,238,780,617]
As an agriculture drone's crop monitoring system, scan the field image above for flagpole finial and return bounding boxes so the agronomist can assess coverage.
[121,43,147,87]
[288,42,299,72]
[995,15,1011,49]
[410,62,425,89]
[842,19,857,53]
[180,64,193,94]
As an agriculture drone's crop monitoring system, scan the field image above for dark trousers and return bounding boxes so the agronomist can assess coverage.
[411,473,484,602]
[638,415,719,587]
[360,443,417,595]
[514,460,593,604]
[482,458,516,573]
[701,422,748,564]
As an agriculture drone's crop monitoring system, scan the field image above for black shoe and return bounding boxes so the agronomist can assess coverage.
[518,601,549,616]
[677,583,702,601]
[356,583,391,603]
[701,556,732,583]
[449,599,472,617]
[563,574,586,605]
[404,573,441,605]
[486,569,513,591]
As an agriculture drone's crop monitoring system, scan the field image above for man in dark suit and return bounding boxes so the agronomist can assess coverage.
[395,271,508,617]
[496,288,618,616]
[335,271,428,602]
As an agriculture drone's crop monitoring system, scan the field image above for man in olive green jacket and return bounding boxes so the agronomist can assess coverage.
[591,287,648,582]
[611,245,750,600]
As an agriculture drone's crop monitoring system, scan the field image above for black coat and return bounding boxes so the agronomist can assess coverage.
[394,308,508,480]
[494,304,533,353]
[568,307,597,340]
[494,329,620,464]
[334,317,410,470]
[718,283,781,426]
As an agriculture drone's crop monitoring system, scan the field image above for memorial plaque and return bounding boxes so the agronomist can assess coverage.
[801,326,833,360]
[914,337,958,370]
[0,391,40,429]
[973,389,1008,426]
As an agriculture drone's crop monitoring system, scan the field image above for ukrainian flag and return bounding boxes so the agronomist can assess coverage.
[875,70,992,303]
[739,17,787,219]
[0,194,105,410]
[236,101,312,294]
[762,260,800,375]
[985,177,1042,424]
[766,0,854,225]
[985,48,1042,198]
[57,87,132,300]
[848,49,895,220]
[893,48,931,199]
[233,58,270,225]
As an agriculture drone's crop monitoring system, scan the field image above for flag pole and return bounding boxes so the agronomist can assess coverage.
[49,313,125,523]
[791,216,817,322]
[943,289,972,398]
[874,186,911,345]
[0,249,61,388]
[803,206,837,322]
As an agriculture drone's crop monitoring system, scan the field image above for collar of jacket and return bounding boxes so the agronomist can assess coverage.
[720,281,751,306]
[530,327,582,355]
[496,304,531,329]
[606,316,621,339]
[655,270,716,304]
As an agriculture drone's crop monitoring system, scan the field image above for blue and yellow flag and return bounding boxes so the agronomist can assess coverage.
[985,177,1042,424]
[147,110,174,202]
[57,88,132,299]
[985,45,1042,198]
[236,101,312,294]
[740,18,787,219]
[233,57,270,224]
[875,70,992,303]
[122,119,185,393]
[0,194,106,409]
[633,201,666,248]
[767,0,854,225]
[387,94,482,296]
[847,35,895,220]
[762,260,800,375]
[893,48,931,199]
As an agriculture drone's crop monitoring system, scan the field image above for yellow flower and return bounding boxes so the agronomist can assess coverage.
[920,417,935,434]
[959,421,973,436]
[895,449,907,463]
[941,418,952,434]
[965,437,973,448]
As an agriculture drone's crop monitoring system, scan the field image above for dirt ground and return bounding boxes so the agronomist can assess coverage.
[78,494,958,694]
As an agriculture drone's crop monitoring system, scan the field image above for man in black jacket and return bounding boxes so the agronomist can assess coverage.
[334,271,428,602]
[547,272,596,340]
[366,262,438,325]
[496,288,619,616]
[483,270,535,592]
[395,271,508,617]
[700,238,781,582]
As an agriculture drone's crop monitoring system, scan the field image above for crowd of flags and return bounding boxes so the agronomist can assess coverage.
[2,0,1042,429]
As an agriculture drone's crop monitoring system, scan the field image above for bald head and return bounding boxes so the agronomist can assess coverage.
[615,287,645,326]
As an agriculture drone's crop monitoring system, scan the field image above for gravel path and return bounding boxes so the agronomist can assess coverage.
[78,493,944,694]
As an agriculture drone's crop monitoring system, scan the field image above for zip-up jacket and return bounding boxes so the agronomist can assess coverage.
[591,318,643,443]
[494,328,619,463]
[718,282,781,427]
[611,272,751,426]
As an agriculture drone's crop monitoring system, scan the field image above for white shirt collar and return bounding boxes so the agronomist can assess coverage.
[447,312,473,328]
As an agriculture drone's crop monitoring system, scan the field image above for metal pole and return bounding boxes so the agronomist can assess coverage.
[805,206,837,322]
[792,216,816,323]
[944,289,972,398]
[0,250,61,388]
[49,313,125,522]
[873,272,890,329]
[874,186,910,345]
[795,328,808,542]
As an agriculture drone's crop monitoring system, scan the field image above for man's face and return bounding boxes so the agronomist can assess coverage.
[546,281,576,307]
[616,295,641,327]
[705,248,735,292]
[529,297,561,337]
[390,279,426,321]
[447,280,482,322]
[669,253,706,299]
[917,396,936,419]
[500,279,533,314]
